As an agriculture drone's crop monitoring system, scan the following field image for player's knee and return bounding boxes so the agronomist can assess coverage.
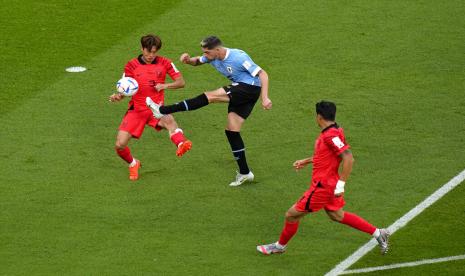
[205,92,217,103]
[285,211,298,221]
[161,115,177,129]
[206,90,227,103]
[328,212,343,222]
[115,140,127,150]
[226,124,240,132]
[163,114,175,124]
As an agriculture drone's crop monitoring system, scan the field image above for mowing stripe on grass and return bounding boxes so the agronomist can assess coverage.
[339,254,465,274]
[325,168,465,276]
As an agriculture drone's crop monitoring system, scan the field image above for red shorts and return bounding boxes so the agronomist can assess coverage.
[119,109,162,139]
[294,184,345,213]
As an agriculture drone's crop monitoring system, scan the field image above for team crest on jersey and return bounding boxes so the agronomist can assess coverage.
[227,66,233,73]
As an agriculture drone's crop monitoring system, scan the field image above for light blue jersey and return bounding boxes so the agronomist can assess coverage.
[199,48,262,87]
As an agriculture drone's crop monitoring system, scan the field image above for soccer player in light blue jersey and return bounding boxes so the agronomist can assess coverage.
[146,36,272,186]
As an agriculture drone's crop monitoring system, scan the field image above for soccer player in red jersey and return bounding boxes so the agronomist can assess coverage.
[257,101,390,255]
[109,34,192,181]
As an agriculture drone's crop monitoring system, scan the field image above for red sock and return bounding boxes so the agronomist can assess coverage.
[278,220,300,246]
[170,129,186,147]
[340,212,376,235]
[115,146,133,164]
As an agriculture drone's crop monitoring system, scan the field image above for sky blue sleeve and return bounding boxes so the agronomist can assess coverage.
[240,53,262,77]
[199,55,211,64]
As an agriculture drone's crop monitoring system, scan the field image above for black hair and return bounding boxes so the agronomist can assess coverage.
[316,100,336,121]
[200,36,222,49]
[141,34,162,50]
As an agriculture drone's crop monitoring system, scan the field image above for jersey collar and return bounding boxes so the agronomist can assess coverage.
[321,123,338,133]
[138,55,157,64]
[223,48,231,60]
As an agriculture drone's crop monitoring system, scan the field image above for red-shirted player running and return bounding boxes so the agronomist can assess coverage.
[257,101,390,255]
[109,34,192,181]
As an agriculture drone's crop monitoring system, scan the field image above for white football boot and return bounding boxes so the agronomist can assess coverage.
[146,97,164,119]
[375,228,390,254]
[229,171,254,186]
[256,242,287,255]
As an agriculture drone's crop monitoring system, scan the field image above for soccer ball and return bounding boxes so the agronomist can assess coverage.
[116,77,139,96]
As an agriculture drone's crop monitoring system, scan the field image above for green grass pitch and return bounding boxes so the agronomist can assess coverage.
[1,0,464,275]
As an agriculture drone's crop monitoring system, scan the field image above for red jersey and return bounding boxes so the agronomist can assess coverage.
[311,124,350,189]
[124,55,181,111]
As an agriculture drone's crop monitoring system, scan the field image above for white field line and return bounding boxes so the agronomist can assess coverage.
[325,168,465,276]
[339,254,465,274]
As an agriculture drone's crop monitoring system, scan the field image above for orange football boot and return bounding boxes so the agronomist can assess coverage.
[176,140,192,157]
[129,159,141,181]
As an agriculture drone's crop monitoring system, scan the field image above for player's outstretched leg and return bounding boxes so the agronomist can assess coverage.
[146,93,209,119]
[257,206,307,255]
[115,131,141,181]
[327,209,390,254]
[146,88,229,118]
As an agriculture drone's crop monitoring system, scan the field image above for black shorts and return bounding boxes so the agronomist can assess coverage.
[223,82,261,119]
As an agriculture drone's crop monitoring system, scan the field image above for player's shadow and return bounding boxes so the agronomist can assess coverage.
[140,168,166,178]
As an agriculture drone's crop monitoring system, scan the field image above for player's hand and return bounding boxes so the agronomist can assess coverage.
[262,97,272,110]
[180,53,191,64]
[293,159,311,170]
[109,93,124,102]
[155,83,166,91]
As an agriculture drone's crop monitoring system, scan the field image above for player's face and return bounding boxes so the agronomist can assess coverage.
[141,46,158,63]
[202,47,220,60]
[316,114,324,127]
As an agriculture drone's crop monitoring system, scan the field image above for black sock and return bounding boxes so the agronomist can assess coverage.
[225,130,250,174]
[160,93,209,114]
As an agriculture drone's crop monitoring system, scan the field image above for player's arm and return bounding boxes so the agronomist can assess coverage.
[335,150,355,197]
[180,53,205,66]
[155,61,186,91]
[241,55,272,110]
[293,156,313,170]
[155,76,185,91]
[258,69,272,110]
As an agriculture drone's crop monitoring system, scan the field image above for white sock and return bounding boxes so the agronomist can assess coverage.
[372,228,380,238]
[170,128,183,137]
[276,242,285,249]
[129,159,137,167]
